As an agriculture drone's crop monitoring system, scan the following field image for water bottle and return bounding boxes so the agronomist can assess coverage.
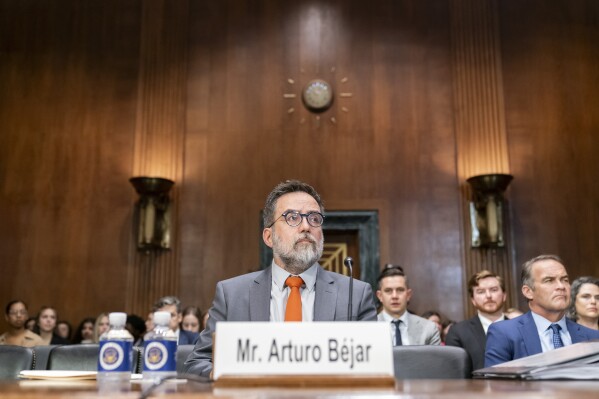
[143,311,177,381]
[97,312,133,384]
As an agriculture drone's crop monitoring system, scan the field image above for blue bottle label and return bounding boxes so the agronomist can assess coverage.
[143,340,177,372]
[98,340,132,372]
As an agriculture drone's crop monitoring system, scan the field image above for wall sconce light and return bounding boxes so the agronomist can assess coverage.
[129,177,175,251]
[466,173,513,248]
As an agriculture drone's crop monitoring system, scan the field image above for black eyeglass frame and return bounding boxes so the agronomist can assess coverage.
[267,211,325,228]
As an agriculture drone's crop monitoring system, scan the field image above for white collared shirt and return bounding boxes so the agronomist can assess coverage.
[478,313,506,334]
[530,312,572,352]
[270,261,317,322]
[378,310,411,345]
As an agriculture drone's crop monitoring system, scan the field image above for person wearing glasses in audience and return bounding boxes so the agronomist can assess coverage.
[376,264,441,346]
[485,255,599,367]
[0,300,44,347]
[445,270,508,371]
[184,180,377,377]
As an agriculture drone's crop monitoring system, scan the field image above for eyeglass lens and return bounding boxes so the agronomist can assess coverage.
[284,211,323,227]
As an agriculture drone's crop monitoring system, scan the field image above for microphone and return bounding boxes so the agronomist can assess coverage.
[344,257,354,321]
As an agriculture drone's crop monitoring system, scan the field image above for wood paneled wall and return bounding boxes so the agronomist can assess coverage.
[1,0,598,331]
[500,0,599,308]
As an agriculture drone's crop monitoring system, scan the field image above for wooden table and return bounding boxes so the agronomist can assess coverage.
[1,378,598,398]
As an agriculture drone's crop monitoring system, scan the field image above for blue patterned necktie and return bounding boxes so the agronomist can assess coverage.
[392,320,403,346]
[549,323,564,349]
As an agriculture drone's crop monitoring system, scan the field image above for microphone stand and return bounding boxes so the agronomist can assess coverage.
[344,257,354,321]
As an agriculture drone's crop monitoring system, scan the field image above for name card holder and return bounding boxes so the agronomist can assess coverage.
[213,322,395,388]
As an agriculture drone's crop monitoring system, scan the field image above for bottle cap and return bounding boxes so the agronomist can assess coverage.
[153,311,171,326]
[108,312,127,328]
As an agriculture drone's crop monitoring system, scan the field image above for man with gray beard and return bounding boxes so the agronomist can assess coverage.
[184,180,377,377]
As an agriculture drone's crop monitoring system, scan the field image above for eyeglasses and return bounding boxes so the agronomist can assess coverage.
[268,211,324,228]
[9,310,27,316]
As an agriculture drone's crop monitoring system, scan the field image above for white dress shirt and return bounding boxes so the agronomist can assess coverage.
[270,261,317,322]
[379,310,411,345]
[478,313,506,334]
[531,312,572,352]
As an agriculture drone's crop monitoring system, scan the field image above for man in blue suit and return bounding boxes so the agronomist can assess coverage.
[485,254,599,367]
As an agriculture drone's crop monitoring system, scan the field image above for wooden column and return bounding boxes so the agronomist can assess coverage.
[127,0,189,316]
[450,0,517,316]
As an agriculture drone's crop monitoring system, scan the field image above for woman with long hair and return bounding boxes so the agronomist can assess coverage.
[33,306,70,345]
[568,276,599,330]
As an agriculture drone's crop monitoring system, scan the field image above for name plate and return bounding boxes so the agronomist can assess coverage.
[213,322,393,380]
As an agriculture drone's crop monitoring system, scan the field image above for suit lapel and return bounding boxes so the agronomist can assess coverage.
[519,312,542,355]
[313,266,337,321]
[249,268,272,321]
[566,318,585,343]
[406,313,423,344]
[469,316,487,352]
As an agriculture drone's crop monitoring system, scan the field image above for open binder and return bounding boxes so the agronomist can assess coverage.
[473,340,599,380]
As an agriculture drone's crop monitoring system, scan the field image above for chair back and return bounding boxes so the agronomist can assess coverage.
[393,345,471,379]
[32,345,58,370]
[0,345,34,379]
[47,344,99,371]
[176,345,195,375]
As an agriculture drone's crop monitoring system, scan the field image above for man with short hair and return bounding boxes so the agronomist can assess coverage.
[153,296,199,345]
[445,270,508,371]
[184,180,377,377]
[485,254,599,367]
[0,300,44,347]
[376,264,440,345]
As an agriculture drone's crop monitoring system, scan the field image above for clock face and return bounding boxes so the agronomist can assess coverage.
[302,79,334,112]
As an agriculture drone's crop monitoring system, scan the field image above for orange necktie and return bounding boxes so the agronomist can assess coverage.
[284,276,304,322]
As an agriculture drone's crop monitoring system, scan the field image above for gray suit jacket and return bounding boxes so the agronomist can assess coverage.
[184,265,377,377]
[377,312,441,345]
[406,313,442,345]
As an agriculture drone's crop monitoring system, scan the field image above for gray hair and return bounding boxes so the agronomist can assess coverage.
[521,254,565,291]
[262,180,324,227]
[567,276,599,321]
[153,296,181,313]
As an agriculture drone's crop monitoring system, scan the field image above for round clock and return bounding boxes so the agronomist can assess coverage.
[302,79,334,112]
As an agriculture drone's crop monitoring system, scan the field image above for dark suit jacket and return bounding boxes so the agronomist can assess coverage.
[183,265,377,377]
[178,329,199,345]
[484,311,599,367]
[445,315,487,372]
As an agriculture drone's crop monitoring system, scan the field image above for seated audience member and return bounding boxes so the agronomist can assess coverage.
[34,306,70,345]
[0,300,44,347]
[126,314,146,347]
[505,307,524,319]
[72,317,95,344]
[153,296,199,345]
[181,306,202,334]
[445,270,507,371]
[568,276,599,330]
[56,320,72,342]
[184,180,377,377]
[93,313,110,343]
[422,310,443,338]
[376,264,441,346]
[485,255,599,367]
